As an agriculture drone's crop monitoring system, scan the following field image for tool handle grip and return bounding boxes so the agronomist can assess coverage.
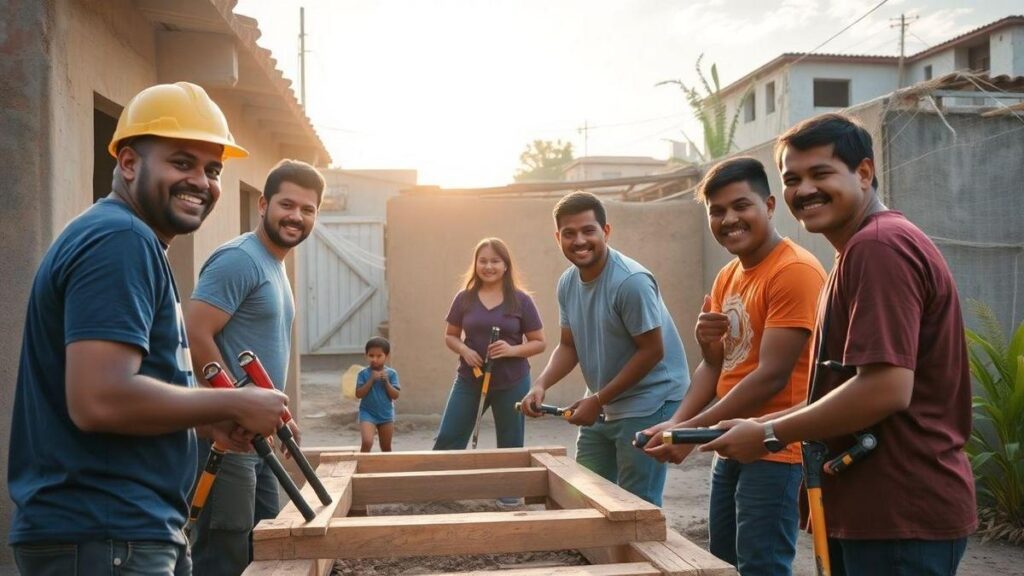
[203,362,235,390]
[187,447,226,525]
[238,351,294,423]
[514,402,562,416]
[282,435,332,505]
[662,428,725,444]
[633,432,652,449]
[253,435,315,521]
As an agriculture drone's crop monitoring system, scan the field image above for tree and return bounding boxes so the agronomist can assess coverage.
[657,54,750,161]
[514,139,574,182]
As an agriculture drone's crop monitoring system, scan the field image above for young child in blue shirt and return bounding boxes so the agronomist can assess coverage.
[355,337,401,452]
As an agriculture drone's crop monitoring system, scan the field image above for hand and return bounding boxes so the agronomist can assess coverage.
[643,421,696,464]
[520,386,546,417]
[700,419,769,463]
[566,394,602,427]
[232,385,288,439]
[198,421,253,453]
[487,340,515,359]
[695,295,730,346]
[282,419,302,460]
[372,369,386,382]
[460,345,483,369]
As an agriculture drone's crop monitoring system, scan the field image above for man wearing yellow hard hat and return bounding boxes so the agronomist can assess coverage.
[8,82,289,575]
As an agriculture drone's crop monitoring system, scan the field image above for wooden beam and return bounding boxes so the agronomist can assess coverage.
[351,467,548,505]
[337,446,566,473]
[434,563,662,575]
[625,529,737,576]
[254,509,649,560]
[253,460,356,540]
[533,453,663,521]
[241,558,332,576]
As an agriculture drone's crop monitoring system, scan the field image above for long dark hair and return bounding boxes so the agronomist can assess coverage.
[461,237,525,315]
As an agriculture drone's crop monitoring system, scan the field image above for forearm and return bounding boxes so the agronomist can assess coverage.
[188,332,230,387]
[445,335,468,356]
[384,380,400,399]
[598,346,662,405]
[754,401,806,423]
[534,343,578,390]
[700,340,724,369]
[669,361,719,424]
[355,380,374,398]
[686,365,788,427]
[511,339,546,359]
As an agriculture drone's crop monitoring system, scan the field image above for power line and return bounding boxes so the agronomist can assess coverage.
[790,0,890,67]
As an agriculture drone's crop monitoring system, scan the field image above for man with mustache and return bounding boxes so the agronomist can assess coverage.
[703,114,976,575]
[8,82,289,575]
[521,191,689,506]
[185,159,324,576]
[641,157,825,575]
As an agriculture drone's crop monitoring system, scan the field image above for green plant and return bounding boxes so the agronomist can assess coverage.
[657,54,751,161]
[964,299,1024,543]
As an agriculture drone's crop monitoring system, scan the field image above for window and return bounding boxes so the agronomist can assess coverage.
[813,79,850,108]
[742,91,756,123]
[924,65,933,81]
[765,81,776,114]
[967,44,990,72]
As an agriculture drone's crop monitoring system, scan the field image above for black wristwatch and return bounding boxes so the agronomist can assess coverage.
[763,422,785,453]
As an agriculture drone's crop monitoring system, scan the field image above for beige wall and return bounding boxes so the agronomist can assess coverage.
[387,195,705,414]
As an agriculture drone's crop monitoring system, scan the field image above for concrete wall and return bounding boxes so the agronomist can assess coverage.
[788,62,898,125]
[322,169,418,219]
[387,196,705,414]
[726,68,792,152]
[908,50,957,84]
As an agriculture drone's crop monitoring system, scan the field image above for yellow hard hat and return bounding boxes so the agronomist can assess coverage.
[108,81,248,159]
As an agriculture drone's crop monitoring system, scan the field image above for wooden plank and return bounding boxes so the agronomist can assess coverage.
[241,559,325,576]
[254,509,644,561]
[625,529,737,576]
[343,446,566,473]
[351,467,548,505]
[533,453,664,521]
[253,461,356,540]
[435,563,662,575]
[662,529,736,576]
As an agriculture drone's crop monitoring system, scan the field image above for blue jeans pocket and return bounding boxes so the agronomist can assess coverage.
[207,453,258,531]
[14,543,77,576]
[119,541,187,575]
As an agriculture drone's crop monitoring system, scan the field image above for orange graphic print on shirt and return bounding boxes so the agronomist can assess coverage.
[721,294,753,371]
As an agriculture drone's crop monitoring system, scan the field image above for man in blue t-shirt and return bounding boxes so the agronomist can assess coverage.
[521,191,690,505]
[7,82,289,576]
[185,160,324,575]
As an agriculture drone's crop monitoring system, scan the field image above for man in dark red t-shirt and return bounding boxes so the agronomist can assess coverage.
[702,113,976,576]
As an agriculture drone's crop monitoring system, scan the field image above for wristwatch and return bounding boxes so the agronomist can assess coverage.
[763,422,785,453]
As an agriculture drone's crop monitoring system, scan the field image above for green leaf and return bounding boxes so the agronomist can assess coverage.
[971,451,997,472]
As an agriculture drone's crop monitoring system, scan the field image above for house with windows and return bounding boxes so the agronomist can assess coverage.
[719,15,1024,151]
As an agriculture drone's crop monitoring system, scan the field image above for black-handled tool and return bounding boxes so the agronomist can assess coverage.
[514,402,606,423]
[661,428,726,445]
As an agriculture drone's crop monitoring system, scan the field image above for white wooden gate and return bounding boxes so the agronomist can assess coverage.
[298,215,386,354]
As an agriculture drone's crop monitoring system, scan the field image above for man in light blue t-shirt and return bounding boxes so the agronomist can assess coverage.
[186,159,324,575]
[521,191,689,505]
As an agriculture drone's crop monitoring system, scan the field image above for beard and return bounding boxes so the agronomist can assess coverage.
[135,163,215,237]
[262,213,311,249]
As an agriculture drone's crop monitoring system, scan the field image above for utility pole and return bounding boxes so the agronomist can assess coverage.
[577,119,589,178]
[890,13,918,89]
[299,6,308,107]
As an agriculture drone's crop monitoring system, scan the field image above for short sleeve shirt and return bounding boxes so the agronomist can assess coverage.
[812,211,976,539]
[9,199,197,546]
[191,233,294,389]
[710,239,825,464]
[357,366,401,422]
[557,248,689,420]
[445,289,543,390]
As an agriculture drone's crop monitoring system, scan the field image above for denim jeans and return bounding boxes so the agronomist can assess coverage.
[708,455,802,576]
[190,446,280,576]
[575,399,680,506]
[828,536,968,576]
[433,374,530,450]
[13,539,190,576]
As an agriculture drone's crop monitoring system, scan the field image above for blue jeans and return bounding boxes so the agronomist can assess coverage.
[708,455,802,576]
[433,374,530,449]
[828,537,968,576]
[190,445,280,576]
[575,399,680,506]
[13,539,190,575]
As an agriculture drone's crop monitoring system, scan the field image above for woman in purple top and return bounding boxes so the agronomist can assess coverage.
[435,238,546,461]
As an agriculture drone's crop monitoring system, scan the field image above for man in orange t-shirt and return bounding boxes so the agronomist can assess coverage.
[643,157,825,575]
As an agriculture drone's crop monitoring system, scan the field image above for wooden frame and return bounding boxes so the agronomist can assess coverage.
[245,447,736,576]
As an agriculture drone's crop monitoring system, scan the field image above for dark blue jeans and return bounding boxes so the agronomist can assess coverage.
[828,536,968,576]
[13,539,190,575]
[433,374,530,449]
[708,455,802,576]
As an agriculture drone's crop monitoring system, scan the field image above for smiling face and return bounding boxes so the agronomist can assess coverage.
[707,180,777,266]
[474,244,508,287]
[556,209,611,276]
[780,143,875,247]
[260,181,320,250]
[125,138,224,243]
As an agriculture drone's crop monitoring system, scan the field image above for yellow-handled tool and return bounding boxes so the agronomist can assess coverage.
[470,327,501,449]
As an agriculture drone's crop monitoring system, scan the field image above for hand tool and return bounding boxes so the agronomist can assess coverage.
[633,431,652,449]
[661,428,726,444]
[470,327,501,449]
[204,361,316,522]
[237,350,332,506]
[514,401,606,423]
[823,433,878,475]
[802,441,832,576]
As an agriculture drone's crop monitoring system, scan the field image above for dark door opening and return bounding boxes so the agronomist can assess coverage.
[93,94,121,203]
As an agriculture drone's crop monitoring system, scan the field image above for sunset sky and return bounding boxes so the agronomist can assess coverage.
[235,1,1021,187]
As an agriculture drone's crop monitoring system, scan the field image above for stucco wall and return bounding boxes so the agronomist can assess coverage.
[387,195,704,415]
[726,68,792,152]
[990,25,1024,77]
[788,62,898,126]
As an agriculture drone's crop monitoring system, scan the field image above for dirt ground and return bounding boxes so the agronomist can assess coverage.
[298,370,1024,576]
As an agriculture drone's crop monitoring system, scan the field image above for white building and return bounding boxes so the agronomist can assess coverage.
[718,15,1024,151]
[561,156,670,182]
